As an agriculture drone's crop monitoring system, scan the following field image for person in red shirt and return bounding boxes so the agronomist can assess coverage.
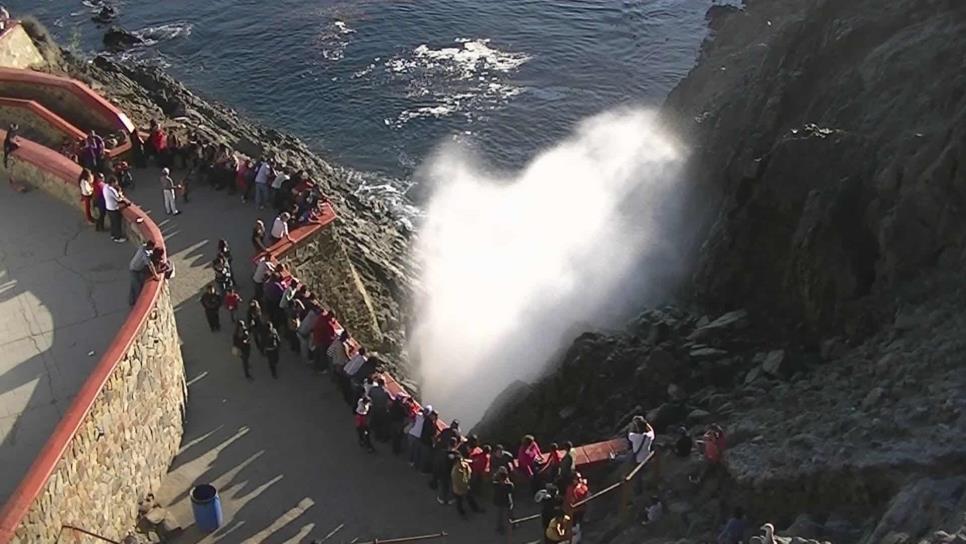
[311,310,338,373]
[147,119,167,163]
[92,173,107,232]
[470,444,491,504]
[563,472,590,540]
[223,287,241,323]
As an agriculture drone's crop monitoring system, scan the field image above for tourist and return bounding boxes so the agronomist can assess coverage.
[270,212,293,245]
[247,299,266,354]
[354,396,375,453]
[166,130,184,169]
[558,442,576,487]
[368,377,393,441]
[627,416,655,493]
[212,255,233,295]
[387,394,413,455]
[536,484,563,543]
[298,303,321,363]
[217,239,235,284]
[251,255,275,302]
[232,320,253,380]
[490,444,515,477]
[147,120,167,164]
[539,442,563,490]
[435,436,460,505]
[160,167,182,215]
[311,308,338,373]
[492,466,514,534]
[717,507,747,544]
[235,159,251,200]
[517,435,544,493]
[223,287,241,323]
[151,247,174,279]
[3,123,19,168]
[0,7,10,32]
[78,168,95,223]
[470,444,491,502]
[438,420,463,449]
[253,158,273,209]
[407,405,429,468]
[251,219,268,255]
[419,410,440,474]
[92,173,107,231]
[545,513,572,544]
[563,473,590,541]
[103,177,129,242]
[675,426,694,458]
[81,130,105,172]
[271,164,290,209]
[200,284,222,332]
[641,495,664,526]
[214,144,235,190]
[128,240,158,305]
[264,322,281,379]
[452,452,481,517]
[263,273,285,326]
[692,423,727,484]
[344,346,368,384]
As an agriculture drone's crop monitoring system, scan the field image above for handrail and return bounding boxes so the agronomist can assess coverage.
[58,525,122,544]
[506,450,657,543]
[355,531,447,543]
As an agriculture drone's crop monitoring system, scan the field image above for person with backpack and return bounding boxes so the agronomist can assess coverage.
[435,436,460,505]
[492,467,515,534]
[451,453,481,517]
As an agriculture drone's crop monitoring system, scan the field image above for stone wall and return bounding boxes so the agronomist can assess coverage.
[276,223,384,349]
[0,24,44,70]
[0,135,187,543]
[0,99,83,148]
[0,80,118,138]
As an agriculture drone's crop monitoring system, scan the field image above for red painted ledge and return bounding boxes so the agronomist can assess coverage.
[0,134,165,543]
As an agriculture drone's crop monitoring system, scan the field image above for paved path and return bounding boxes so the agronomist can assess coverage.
[0,187,129,501]
[121,169,533,544]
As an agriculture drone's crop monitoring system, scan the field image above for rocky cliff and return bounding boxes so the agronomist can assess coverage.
[477,1,966,542]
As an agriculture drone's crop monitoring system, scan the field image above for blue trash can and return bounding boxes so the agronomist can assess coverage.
[190,484,223,532]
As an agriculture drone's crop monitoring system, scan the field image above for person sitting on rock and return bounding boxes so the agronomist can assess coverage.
[717,507,747,544]
[691,423,727,484]
[147,120,166,164]
[270,212,294,245]
[675,426,694,458]
[640,495,664,526]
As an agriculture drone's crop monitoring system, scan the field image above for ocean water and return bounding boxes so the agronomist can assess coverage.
[12,0,720,196]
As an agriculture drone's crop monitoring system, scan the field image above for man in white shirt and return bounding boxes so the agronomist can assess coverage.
[128,240,158,305]
[344,347,368,382]
[103,178,128,242]
[251,256,275,302]
[270,212,293,245]
[270,164,289,208]
[627,416,655,494]
[253,160,273,209]
[160,167,181,215]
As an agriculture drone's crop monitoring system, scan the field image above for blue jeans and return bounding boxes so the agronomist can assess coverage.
[129,270,146,306]
[255,183,270,207]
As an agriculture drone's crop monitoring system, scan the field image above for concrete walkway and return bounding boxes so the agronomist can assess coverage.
[0,187,129,501]
[121,169,529,544]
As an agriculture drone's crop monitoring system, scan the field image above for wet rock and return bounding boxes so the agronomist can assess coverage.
[687,409,712,424]
[647,402,688,432]
[689,346,729,361]
[706,4,740,32]
[762,350,789,377]
[92,5,119,24]
[688,309,749,342]
[103,26,143,51]
[861,386,887,410]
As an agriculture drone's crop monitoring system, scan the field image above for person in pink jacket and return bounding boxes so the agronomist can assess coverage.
[517,434,544,494]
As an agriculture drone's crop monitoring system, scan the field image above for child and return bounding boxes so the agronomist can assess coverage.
[355,397,375,453]
[223,288,241,322]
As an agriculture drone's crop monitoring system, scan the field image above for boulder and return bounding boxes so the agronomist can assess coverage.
[647,402,688,432]
[103,26,143,50]
[688,309,749,341]
[762,350,789,376]
[689,347,729,361]
[706,4,741,32]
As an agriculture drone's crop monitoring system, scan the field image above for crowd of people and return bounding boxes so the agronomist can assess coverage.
[43,117,747,543]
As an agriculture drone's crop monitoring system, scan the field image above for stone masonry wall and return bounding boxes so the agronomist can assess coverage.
[0,25,44,70]
[0,103,76,148]
[1,138,186,543]
[278,225,384,349]
[0,81,115,137]
[10,284,186,543]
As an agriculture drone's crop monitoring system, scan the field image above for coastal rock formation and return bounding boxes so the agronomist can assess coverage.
[102,27,142,51]
[479,0,966,542]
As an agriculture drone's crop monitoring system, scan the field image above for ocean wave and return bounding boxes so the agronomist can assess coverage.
[133,22,193,46]
[382,38,529,128]
[318,19,355,62]
[387,38,530,80]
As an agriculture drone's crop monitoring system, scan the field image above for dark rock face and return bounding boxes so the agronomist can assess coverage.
[102,27,141,51]
[666,0,966,340]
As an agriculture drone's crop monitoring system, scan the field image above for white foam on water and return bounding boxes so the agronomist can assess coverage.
[410,108,690,426]
[133,22,193,46]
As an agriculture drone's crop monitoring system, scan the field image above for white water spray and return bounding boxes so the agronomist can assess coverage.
[411,108,687,426]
